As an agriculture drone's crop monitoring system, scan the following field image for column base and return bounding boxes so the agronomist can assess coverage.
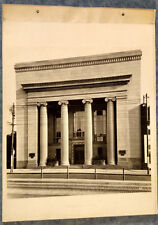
[39,164,47,167]
[84,161,92,166]
[39,161,47,167]
[107,161,116,166]
[61,162,69,166]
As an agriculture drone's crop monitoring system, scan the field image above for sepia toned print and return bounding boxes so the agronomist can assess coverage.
[7,50,151,198]
[2,4,157,222]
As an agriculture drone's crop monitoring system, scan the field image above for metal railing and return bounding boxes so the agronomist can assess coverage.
[73,131,84,138]
[37,167,151,180]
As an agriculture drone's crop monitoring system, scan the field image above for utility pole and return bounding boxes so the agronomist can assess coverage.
[10,103,15,172]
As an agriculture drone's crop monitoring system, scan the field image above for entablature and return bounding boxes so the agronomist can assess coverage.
[22,74,132,92]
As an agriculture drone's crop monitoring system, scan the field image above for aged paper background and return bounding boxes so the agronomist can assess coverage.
[2,4,157,222]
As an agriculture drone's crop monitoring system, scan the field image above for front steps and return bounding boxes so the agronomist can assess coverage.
[7,178,151,198]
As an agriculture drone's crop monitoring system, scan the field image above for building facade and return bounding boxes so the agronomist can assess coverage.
[15,50,143,169]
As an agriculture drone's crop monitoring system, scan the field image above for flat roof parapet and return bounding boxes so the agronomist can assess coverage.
[14,49,142,73]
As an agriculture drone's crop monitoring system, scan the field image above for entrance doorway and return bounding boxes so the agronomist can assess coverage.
[74,145,84,164]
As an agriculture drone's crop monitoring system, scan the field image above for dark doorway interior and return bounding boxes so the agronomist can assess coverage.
[98,147,103,159]
[56,148,61,164]
[74,145,84,164]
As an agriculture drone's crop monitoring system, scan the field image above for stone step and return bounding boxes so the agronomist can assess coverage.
[8,183,151,191]
[7,179,151,193]
[7,178,151,186]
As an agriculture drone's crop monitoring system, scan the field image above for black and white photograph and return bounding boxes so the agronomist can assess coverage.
[2,4,157,222]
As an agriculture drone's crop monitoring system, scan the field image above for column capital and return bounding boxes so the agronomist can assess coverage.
[37,102,47,107]
[105,97,116,102]
[58,100,69,106]
[82,99,93,104]
[36,102,41,107]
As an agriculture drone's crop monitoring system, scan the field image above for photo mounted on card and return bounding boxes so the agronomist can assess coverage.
[2,4,157,222]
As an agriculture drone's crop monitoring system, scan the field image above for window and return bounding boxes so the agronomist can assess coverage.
[56,131,61,137]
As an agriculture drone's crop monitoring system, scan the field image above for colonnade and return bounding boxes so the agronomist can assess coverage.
[38,98,116,166]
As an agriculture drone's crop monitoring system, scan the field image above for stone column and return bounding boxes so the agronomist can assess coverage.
[92,110,95,142]
[40,103,48,167]
[105,97,116,165]
[58,100,69,166]
[82,99,93,165]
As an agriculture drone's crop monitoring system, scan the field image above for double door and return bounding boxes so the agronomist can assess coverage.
[74,144,84,164]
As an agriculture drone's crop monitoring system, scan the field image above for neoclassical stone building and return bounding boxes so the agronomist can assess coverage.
[15,50,143,169]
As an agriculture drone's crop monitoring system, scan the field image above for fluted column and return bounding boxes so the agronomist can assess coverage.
[58,100,69,166]
[82,99,93,165]
[40,103,48,167]
[105,97,116,165]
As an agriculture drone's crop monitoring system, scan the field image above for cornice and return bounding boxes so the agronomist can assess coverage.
[22,74,132,92]
[15,50,142,73]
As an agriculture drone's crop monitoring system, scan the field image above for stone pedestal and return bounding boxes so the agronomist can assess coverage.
[116,98,129,166]
[27,104,38,168]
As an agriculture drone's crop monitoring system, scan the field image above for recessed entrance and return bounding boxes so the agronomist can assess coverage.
[74,145,84,164]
